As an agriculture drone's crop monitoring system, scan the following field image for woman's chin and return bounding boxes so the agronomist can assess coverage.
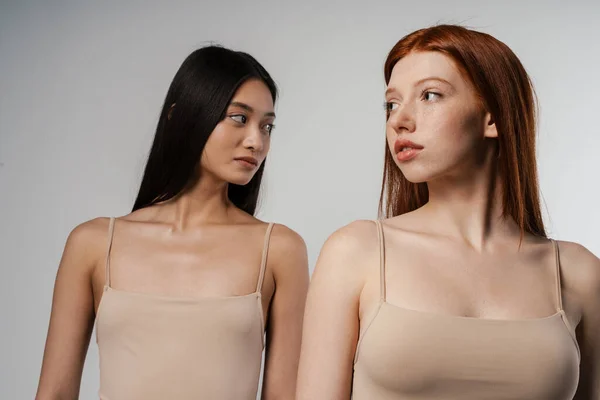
[226,174,254,186]
[400,170,433,184]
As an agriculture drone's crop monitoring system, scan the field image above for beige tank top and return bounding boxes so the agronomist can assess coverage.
[95,217,274,400]
[352,220,580,399]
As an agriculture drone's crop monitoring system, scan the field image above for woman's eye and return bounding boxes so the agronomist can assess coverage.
[385,102,399,112]
[263,124,275,135]
[423,91,441,101]
[230,114,247,124]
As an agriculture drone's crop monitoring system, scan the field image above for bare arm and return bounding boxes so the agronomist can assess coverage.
[261,225,309,399]
[35,219,104,400]
[296,221,375,400]
[568,243,600,399]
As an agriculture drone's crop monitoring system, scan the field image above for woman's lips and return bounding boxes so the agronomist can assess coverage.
[394,138,424,162]
[234,156,258,168]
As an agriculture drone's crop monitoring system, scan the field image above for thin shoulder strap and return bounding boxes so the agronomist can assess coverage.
[551,239,563,311]
[375,220,386,302]
[105,217,116,288]
[256,223,275,293]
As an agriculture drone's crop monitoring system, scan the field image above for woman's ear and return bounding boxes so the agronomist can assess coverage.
[483,112,498,138]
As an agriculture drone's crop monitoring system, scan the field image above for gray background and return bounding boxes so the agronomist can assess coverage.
[1,0,599,398]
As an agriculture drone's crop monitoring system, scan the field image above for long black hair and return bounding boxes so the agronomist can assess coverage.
[132,46,278,215]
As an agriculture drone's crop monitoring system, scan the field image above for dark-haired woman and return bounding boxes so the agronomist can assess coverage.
[36,46,309,400]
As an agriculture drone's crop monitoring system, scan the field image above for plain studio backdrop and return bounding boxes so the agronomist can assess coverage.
[1,0,599,398]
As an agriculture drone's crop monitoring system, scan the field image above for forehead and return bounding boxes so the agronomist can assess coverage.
[388,51,468,90]
[230,79,274,112]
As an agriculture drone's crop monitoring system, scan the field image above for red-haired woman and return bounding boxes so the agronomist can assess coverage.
[297,25,599,400]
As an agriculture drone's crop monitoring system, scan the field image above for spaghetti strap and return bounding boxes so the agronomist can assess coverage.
[105,217,116,288]
[375,220,386,302]
[256,223,275,293]
[551,239,563,311]
[353,220,387,365]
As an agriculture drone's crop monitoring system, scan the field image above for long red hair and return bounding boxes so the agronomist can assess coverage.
[379,25,545,237]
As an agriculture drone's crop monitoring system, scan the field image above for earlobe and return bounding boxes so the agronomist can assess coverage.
[483,113,498,138]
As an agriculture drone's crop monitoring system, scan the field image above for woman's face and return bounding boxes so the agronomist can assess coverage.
[385,51,497,183]
[201,78,275,185]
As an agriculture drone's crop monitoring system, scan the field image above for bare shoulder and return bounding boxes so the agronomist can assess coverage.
[557,240,600,308]
[58,217,112,275]
[269,223,307,253]
[267,223,308,271]
[323,219,379,255]
[66,217,111,252]
[311,220,380,284]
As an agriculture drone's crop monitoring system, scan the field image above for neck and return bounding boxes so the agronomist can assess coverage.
[421,147,520,251]
[161,172,233,231]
